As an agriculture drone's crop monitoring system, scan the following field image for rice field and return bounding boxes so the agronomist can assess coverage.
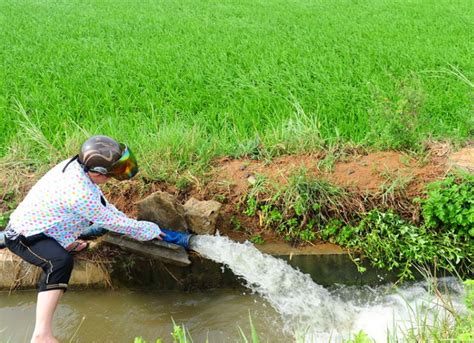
[1,0,472,179]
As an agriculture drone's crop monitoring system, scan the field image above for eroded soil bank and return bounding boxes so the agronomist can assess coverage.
[105,145,473,244]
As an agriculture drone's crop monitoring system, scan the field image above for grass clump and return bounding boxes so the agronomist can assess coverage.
[242,170,349,243]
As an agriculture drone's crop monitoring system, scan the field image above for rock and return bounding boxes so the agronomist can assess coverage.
[137,191,188,231]
[183,198,222,235]
[247,175,257,185]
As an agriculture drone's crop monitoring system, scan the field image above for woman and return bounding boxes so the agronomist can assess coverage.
[4,135,165,343]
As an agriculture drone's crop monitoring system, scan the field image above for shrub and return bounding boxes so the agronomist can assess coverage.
[321,209,471,280]
[418,173,474,240]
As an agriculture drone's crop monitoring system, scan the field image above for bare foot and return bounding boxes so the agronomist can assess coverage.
[31,333,59,343]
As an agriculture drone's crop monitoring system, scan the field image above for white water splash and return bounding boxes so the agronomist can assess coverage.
[190,235,465,342]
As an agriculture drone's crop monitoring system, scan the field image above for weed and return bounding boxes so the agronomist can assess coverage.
[213,194,227,203]
[230,216,243,232]
[0,211,12,230]
[321,209,471,281]
[344,330,373,343]
[249,234,265,245]
[243,169,347,243]
[238,312,260,343]
[417,172,474,240]
[175,176,192,193]
[379,170,414,204]
[171,320,190,343]
[317,144,347,173]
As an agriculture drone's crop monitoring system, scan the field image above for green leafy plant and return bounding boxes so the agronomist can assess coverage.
[322,209,471,280]
[249,234,265,245]
[418,173,474,240]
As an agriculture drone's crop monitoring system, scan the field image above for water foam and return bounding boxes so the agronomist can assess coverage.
[190,235,464,342]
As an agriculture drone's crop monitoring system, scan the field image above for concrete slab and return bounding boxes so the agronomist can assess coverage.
[102,233,191,267]
[0,250,110,290]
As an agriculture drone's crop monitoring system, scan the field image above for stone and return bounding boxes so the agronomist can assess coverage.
[137,191,188,231]
[183,198,222,235]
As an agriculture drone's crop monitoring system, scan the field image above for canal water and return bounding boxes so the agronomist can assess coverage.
[0,235,466,342]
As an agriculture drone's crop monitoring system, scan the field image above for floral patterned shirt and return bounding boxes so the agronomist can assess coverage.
[8,159,161,248]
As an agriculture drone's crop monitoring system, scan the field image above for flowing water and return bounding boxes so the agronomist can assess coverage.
[190,235,466,342]
[0,235,466,342]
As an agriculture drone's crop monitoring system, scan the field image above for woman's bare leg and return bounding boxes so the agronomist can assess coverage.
[31,289,63,343]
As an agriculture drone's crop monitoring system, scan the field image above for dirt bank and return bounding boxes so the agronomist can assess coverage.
[103,144,473,245]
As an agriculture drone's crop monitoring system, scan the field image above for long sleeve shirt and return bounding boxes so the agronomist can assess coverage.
[7,159,161,248]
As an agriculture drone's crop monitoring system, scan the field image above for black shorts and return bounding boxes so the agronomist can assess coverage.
[5,233,73,292]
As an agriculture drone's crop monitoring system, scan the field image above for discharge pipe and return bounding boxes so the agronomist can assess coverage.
[160,228,194,250]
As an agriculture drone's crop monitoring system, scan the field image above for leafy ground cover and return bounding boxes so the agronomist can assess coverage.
[238,165,472,280]
[1,0,473,180]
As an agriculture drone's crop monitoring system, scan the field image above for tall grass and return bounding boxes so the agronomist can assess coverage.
[1,0,472,179]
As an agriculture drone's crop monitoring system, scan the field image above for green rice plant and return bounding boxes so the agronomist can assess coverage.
[237,312,261,343]
[1,0,473,180]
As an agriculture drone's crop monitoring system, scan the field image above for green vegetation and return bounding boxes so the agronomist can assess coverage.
[238,312,260,343]
[323,209,471,280]
[417,172,474,240]
[1,0,473,179]
[249,234,265,245]
[243,171,473,280]
[242,171,348,243]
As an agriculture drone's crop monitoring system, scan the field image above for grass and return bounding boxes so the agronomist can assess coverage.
[0,0,473,180]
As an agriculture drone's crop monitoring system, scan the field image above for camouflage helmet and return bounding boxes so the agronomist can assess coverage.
[78,135,138,180]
